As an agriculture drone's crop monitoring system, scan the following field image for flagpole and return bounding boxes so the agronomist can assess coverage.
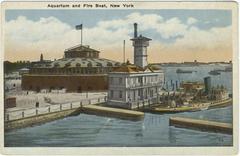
[123,40,125,63]
[81,25,83,45]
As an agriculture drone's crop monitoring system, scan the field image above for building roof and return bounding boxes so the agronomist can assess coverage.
[146,64,161,71]
[64,45,100,53]
[113,64,144,73]
[130,35,152,41]
[32,57,121,68]
[112,62,162,73]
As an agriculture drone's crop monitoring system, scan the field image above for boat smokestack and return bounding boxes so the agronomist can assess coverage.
[134,23,138,38]
[204,76,211,95]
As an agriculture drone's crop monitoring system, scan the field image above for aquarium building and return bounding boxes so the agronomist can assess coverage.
[22,45,120,92]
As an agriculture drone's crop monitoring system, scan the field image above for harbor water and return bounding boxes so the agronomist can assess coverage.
[162,64,232,93]
[5,65,233,147]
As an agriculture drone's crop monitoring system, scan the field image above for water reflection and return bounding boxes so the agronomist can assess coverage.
[168,127,177,144]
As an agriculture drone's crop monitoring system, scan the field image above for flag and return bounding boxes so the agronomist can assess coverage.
[75,24,82,30]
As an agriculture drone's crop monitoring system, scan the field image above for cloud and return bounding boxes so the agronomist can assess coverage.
[187,17,198,25]
[5,12,232,63]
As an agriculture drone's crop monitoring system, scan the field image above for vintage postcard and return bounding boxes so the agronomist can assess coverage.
[0,1,238,155]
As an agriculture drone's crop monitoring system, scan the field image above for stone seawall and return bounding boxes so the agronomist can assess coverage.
[5,105,144,131]
[5,108,81,131]
[169,117,232,135]
[82,105,144,121]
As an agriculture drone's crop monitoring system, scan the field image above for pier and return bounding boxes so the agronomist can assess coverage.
[82,105,144,120]
[169,117,232,135]
[4,96,144,131]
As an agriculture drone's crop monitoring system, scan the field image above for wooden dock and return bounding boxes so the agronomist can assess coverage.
[169,117,232,135]
[82,105,144,121]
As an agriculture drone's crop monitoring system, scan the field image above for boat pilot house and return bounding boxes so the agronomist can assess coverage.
[22,45,120,92]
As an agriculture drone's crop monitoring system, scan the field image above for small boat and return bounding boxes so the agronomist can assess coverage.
[176,69,195,74]
[200,107,208,111]
[208,70,221,75]
[199,104,209,111]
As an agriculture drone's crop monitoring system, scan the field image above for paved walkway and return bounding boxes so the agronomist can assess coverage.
[5,96,107,121]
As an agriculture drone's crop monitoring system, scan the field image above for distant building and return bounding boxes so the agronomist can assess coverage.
[31,53,52,67]
[22,45,120,92]
[107,23,164,109]
[19,68,29,75]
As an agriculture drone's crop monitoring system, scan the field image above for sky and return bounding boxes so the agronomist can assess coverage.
[4,9,232,63]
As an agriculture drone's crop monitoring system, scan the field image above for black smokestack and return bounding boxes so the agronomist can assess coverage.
[134,23,138,38]
[204,76,211,94]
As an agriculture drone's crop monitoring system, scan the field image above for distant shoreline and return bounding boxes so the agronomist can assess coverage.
[151,62,232,67]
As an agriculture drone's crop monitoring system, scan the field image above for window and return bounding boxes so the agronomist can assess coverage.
[119,78,123,84]
[119,91,122,98]
[110,77,113,84]
[87,62,92,67]
[110,90,114,98]
[150,90,153,97]
[54,63,60,67]
[133,91,136,100]
[138,77,142,84]
[96,62,102,67]
[76,63,81,67]
[65,62,71,67]
[107,62,113,67]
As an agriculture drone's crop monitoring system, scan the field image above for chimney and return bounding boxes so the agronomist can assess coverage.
[40,53,43,62]
[204,76,211,95]
[134,23,138,38]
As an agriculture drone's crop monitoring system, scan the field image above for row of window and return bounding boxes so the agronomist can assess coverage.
[109,75,163,85]
[65,52,99,58]
[30,67,113,75]
[53,62,118,68]
[109,88,158,100]
[128,76,162,84]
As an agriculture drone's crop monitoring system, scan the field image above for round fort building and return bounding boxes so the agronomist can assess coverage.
[22,45,121,92]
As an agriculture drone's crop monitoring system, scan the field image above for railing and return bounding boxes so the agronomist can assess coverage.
[4,96,107,122]
[210,98,232,104]
[130,96,159,109]
[127,82,163,89]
